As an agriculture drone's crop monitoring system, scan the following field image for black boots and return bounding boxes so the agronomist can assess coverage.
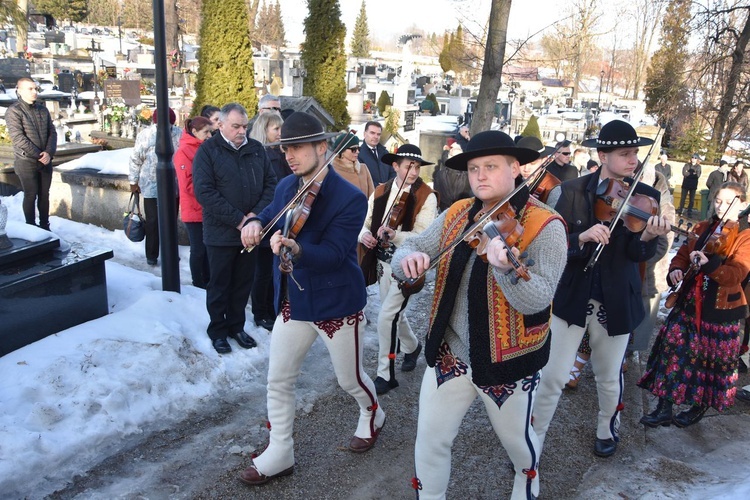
[640,398,673,428]
[672,405,707,428]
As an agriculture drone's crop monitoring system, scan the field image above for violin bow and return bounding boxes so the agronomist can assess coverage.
[241,129,358,253]
[401,161,545,287]
[526,144,564,194]
[664,196,739,310]
[584,127,663,272]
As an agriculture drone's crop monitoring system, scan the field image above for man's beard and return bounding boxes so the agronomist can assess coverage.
[296,156,320,178]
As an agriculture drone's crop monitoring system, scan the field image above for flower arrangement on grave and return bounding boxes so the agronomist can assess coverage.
[363,100,374,113]
[104,100,128,123]
[97,68,108,84]
[135,104,153,125]
[169,49,182,69]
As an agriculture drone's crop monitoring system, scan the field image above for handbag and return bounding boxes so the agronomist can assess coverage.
[123,192,146,242]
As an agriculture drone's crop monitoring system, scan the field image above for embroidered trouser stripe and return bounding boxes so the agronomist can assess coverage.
[533,302,629,452]
[253,312,384,477]
[377,261,419,381]
[414,366,540,500]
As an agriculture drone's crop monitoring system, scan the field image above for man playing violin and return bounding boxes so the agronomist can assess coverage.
[238,112,385,486]
[532,120,671,460]
[393,131,567,499]
[358,144,438,395]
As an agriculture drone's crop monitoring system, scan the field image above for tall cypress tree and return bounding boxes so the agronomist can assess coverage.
[644,0,691,125]
[350,0,371,58]
[194,0,257,114]
[272,1,286,50]
[301,0,350,129]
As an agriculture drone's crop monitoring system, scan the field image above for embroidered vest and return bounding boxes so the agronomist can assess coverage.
[427,197,562,385]
[369,177,434,235]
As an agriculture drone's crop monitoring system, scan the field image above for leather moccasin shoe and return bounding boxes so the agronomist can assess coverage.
[593,438,617,458]
[231,331,257,349]
[374,376,399,395]
[213,338,232,354]
[238,464,294,486]
[349,418,386,453]
[401,342,422,372]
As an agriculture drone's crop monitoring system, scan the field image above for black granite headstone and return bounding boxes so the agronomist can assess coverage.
[0,58,31,88]
[57,72,75,93]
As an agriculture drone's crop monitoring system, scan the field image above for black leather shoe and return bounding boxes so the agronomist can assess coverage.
[231,331,257,349]
[593,438,617,457]
[374,376,399,395]
[401,342,422,372]
[736,388,750,403]
[147,258,158,266]
[672,405,707,428]
[213,338,232,354]
[640,398,673,428]
[256,318,275,331]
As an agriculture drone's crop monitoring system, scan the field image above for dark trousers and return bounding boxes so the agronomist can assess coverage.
[14,160,51,227]
[252,244,276,322]
[143,197,160,261]
[205,244,256,340]
[143,196,178,262]
[678,188,696,214]
[184,221,210,289]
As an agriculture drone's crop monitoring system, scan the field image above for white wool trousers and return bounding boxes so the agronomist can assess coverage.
[377,261,420,381]
[532,301,629,451]
[414,365,541,500]
[252,310,384,476]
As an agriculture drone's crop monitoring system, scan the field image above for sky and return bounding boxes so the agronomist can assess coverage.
[279,0,562,48]
[2,145,750,497]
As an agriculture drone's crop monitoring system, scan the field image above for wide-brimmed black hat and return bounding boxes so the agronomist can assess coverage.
[516,136,556,159]
[581,120,654,148]
[445,130,540,171]
[381,144,434,166]
[266,111,337,147]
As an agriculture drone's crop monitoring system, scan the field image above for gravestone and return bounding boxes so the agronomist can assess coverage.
[43,31,65,47]
[104,79,141,106]
[57,72,75,93]
[0,58,31,88]
[0,221,113,356]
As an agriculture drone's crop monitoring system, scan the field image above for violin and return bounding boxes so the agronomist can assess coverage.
[594,178,695,241]
[664,214,739,309]
[464,203,532,283]
[527,152,562,203]
[279,180,322,291]
[584,127,663,272]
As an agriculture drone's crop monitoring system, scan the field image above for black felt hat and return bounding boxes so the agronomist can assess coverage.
[516,136,556,159]
[381,144,434,166]
[266,111,337,147]
[445,130,540,171]
[581,120,654,148]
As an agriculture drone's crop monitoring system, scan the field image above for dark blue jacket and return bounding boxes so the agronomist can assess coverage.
[552,171,659,335]
[258,167,368,322]
[193,133,277,246]
[358,143,395,186]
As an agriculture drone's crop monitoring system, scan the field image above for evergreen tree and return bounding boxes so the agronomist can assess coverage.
[644,0,691,125]
[521,116,542,140]
[272,1,286,49]
[438,33,452,73]
[376,90,390,114]
[350,0,371,58]
[450,24,466,73]
[194,0,257,115]
[32,0,88,23]
[255,1,272,45]
[301,0,350,130]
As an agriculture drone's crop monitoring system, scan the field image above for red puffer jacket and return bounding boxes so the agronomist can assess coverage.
[174,132,205,223]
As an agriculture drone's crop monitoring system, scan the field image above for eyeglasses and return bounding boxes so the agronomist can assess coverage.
[348,146,360,152]
[261,107,281,112]
[559,151,571,156]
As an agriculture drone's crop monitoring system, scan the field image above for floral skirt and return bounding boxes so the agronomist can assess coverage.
[637,308,741,411]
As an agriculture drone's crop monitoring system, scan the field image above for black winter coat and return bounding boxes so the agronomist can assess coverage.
[552,171,659,335]
[5,99,56,163]
[193,134,277,246]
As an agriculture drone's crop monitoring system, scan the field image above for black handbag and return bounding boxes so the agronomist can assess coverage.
[123,192,146,242]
